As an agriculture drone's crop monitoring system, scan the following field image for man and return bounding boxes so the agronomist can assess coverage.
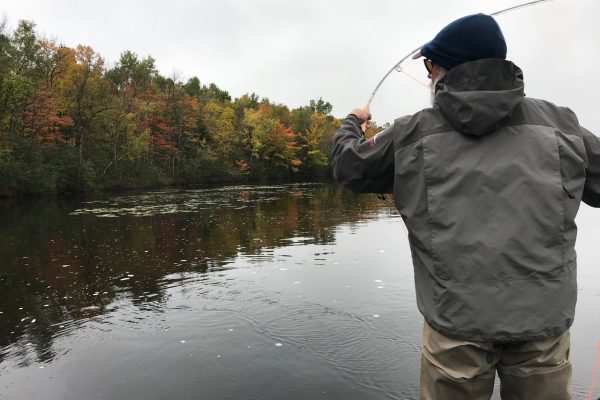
[332,13,600,400]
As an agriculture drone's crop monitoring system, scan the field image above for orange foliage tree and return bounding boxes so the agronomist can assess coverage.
[1,18,347,194]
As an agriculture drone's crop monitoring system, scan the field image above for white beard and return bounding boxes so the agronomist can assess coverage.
[429,70,445,106]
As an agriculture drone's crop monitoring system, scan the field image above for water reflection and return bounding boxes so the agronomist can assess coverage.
[1,184,598,399]
[0,183,390,369]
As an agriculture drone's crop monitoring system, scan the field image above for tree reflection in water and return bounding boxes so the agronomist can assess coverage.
[0,183,389,367]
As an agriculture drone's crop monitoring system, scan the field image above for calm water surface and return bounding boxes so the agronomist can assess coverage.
[0,183,599,399]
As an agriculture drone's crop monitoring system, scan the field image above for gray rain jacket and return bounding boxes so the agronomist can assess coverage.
[332,59,600,341]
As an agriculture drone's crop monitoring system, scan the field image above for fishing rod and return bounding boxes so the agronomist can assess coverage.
[366,0,555,109]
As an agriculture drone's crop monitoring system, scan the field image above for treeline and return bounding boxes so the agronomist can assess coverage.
[0,19,380,196]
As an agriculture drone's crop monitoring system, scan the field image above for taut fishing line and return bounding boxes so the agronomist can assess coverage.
[366,0,555,109]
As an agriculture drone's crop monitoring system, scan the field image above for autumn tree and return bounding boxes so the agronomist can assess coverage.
[0,18,347,195]
[298,113,337,169]
[56,45,110,183]
[244,103,301,173]
[308,97,332,115]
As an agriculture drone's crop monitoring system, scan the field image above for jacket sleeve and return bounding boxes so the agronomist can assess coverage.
[581,127,600,207]
[331,114,395,193]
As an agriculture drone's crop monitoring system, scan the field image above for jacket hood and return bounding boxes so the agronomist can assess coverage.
[435,59,524,136]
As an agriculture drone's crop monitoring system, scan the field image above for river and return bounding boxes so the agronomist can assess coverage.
[0,183,598,399]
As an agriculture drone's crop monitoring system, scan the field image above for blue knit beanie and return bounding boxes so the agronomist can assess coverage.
[420,13,507,71]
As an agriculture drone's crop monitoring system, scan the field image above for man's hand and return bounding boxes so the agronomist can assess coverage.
[350,107,371,133]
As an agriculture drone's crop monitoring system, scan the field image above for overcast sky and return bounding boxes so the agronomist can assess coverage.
[2,0,599,130]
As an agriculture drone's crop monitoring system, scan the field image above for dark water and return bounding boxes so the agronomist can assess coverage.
[0,183,598,400]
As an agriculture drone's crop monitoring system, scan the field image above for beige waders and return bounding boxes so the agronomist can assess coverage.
[420,322,572,400]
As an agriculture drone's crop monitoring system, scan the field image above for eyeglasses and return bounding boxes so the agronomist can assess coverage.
[423,59,434,74]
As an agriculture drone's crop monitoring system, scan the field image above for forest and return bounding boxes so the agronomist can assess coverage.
[0,19,381,197]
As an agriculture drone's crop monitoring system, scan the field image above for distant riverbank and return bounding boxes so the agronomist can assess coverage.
[0,19,383,200]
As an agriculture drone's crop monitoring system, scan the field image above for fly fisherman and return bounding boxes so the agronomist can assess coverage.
[332,13,600,399]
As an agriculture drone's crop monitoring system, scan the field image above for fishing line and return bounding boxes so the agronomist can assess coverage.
[398,58,429,89]
[366,0,555,108]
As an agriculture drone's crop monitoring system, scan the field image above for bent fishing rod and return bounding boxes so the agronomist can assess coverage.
[366,0,555,109]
